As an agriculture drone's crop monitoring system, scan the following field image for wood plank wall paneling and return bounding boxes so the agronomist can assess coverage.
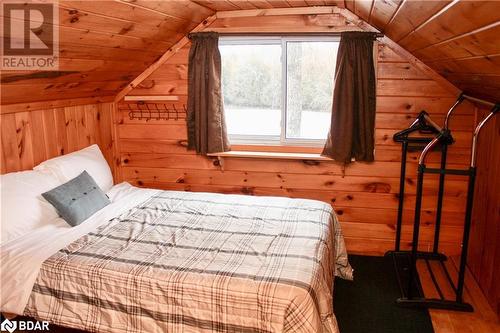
[468,106,500,317]
[0,103,116,179]
[115,14,479,256]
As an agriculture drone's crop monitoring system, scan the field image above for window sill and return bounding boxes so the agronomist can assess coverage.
[207,151,332,168]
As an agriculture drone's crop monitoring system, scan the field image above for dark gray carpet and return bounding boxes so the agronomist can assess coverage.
[334,255,434,333]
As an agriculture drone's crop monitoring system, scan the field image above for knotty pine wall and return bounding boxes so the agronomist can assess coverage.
[468,107,500,317]
[1,103,115,177]
[116,14,479,256]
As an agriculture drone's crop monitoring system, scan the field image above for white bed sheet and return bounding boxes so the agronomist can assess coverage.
[0,182,159,314]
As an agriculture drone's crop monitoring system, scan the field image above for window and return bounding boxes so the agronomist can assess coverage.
[220,36,340,146]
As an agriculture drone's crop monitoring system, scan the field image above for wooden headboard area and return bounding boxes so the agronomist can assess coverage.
[0,103,116,177]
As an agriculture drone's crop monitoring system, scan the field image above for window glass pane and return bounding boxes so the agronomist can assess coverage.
[286,41,338,140]
[220,43,282,138]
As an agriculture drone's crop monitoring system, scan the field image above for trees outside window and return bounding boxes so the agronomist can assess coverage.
[220,36,339,146]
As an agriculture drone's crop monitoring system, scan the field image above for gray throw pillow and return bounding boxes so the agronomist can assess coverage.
[42,171,111,226]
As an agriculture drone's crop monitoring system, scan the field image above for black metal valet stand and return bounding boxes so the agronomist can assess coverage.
[386,94,500,312]
[391,110,446,254]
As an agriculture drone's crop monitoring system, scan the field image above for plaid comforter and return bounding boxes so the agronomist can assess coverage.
[25,190,352,333]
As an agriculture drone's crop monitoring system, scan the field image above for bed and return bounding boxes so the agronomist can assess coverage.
[1,146,352,333]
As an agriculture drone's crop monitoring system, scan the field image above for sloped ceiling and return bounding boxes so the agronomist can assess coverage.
[1,0,499,105]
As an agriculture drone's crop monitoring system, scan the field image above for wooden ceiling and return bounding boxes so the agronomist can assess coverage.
[1,0,499,105]
[1,0,214,105]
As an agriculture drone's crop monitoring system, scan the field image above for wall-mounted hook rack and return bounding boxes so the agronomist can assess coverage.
[124,102,187,121]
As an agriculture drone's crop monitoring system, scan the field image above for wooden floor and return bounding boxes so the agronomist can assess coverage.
[417,256,500,333]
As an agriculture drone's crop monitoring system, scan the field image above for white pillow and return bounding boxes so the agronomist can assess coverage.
[34,144,113,192]
[0,170,61,244]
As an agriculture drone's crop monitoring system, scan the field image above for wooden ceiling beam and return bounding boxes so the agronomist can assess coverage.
[114,14,217,103]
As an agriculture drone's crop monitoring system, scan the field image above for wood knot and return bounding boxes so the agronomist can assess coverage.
[136,80,155,89]
[364,182,391,193]
[119,24,134,35]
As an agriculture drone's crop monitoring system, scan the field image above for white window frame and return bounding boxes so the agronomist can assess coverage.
[219,35,340,147]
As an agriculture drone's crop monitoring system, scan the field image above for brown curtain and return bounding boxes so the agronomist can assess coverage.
[322,31,377,163]
[187,32,230,154]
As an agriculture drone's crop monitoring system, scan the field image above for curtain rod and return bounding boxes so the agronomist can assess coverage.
[189,32,384,38]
